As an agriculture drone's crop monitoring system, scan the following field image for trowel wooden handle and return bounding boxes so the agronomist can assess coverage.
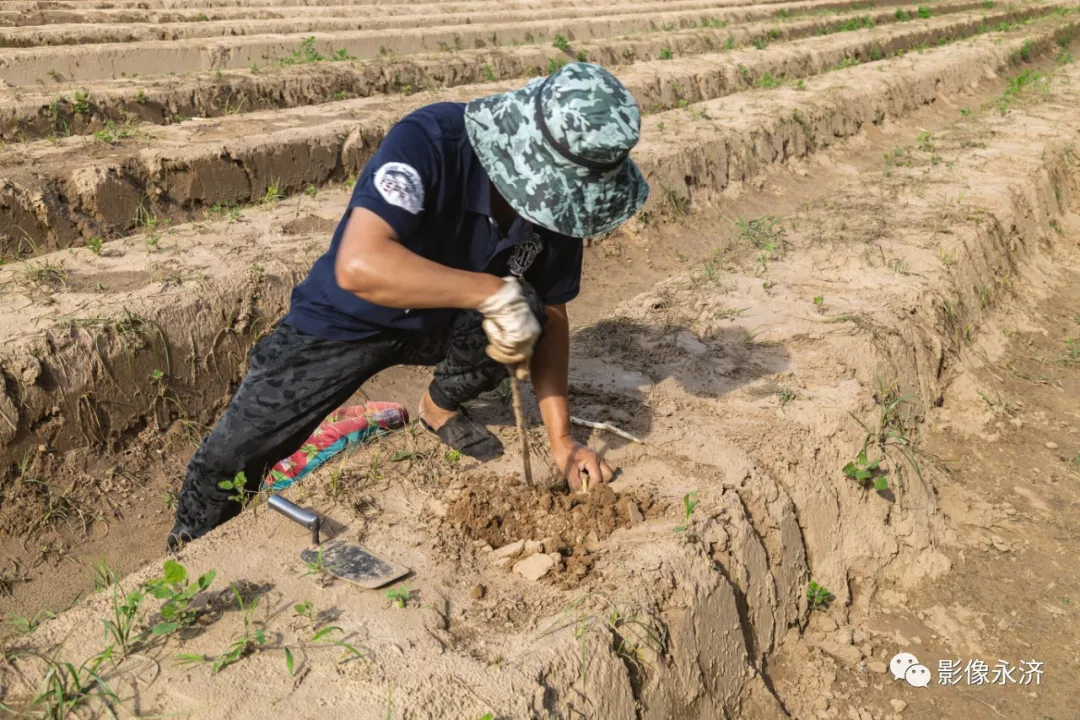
[268,495,321,546]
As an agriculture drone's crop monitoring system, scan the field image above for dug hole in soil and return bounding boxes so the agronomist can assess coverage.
[2,3,1080,719]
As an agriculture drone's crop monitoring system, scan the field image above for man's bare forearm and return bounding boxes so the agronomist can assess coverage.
[531,304,574,449]
[335,208,502,309]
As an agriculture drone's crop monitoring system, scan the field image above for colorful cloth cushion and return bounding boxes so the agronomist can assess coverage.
[263,401,409,492]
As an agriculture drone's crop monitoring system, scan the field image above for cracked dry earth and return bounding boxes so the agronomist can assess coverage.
[2,0,1080,718]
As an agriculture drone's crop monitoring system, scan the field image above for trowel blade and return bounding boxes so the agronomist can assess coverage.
[300,540,409,589]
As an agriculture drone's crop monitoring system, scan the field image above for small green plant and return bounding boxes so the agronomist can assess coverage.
[547,57,567,74]
[211,586,265,673]
[795,79,806,91]
[482,63,497,82]
[896,8,911,21]
[960,108,973,116]
[725,33,736,50]
[217,471,252,507]
[982,0,994,7]
[386,585,410,608]
[303,184,317,197]
[332,48,353,62]
[5,609,55,635]
[552,34,571,53]
[445,448,462,463]
[333,90,349,101]
[917,6,931,19]
[1018,38,1033,62]
[135,89,149,105]
[916,130,935,152]
[23,651,119,718]
[143,559,216,635]
[280,36,324,66]
[659,47,674,60]
[673,492,699,534]
[777,388,798,408]
[843,450,886,490]
[101,582,147,657]
[807,581,832,610]
[757,71,781,89]
[751,37,769,50]
[735,215,786,254]
[262,182,282,204]
[73,91,91,116]
[86,236,104,255]
[813,295,824,306]
[92,560,115,591]
[576,49,589,62]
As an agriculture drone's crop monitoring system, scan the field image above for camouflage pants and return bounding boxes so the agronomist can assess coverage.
[172,297,545,540]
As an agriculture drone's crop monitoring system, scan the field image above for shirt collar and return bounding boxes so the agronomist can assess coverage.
[465,158,493,216]
[466,159,534,241]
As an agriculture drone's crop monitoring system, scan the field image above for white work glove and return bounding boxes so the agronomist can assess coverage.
[477,276,541,379]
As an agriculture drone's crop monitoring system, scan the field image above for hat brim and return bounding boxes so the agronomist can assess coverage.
[464,81,649,238]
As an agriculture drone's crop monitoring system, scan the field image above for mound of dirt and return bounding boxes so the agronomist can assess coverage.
[439,473,664,583]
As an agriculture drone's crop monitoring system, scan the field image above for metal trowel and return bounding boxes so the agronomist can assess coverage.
[268,495,409,589]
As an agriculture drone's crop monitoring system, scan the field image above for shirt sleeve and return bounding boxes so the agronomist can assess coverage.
[525,230,583,306]
[348,118,438,245]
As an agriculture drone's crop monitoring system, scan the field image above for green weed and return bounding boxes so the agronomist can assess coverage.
[279,36,324,66]
[143,559,216,636]
[735,215,786,254]
[92,560,115,591]
[101,582,147,657]
[751,37,769,50]
[1018,39,1033,62]
[757,71,781,89]
[22,651,119,718]
[843,450,886,490]
[807,581,832,610]
[659,47,674,60]
[576,49,589,62]
[386,585,410,608]
[673,492,699,534]
[917,6,931,19]
[73,91,91,116]
[217,471,253,508]
[85,236,103,255]
[482,63,497,82]
[5,609,55,635]
[552,34,571,53]
[916,130,935,152]
[547,57,567,74]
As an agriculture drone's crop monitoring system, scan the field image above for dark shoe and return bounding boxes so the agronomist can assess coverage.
[420,407,504,461]
[166,520,208,552]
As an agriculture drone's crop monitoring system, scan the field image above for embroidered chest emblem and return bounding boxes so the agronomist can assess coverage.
[509,233,544,277]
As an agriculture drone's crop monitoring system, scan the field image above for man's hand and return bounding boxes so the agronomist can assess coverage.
[477,276,542,371]
[552,436,615,492]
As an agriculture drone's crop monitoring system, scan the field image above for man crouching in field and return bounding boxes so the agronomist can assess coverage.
[168,63,649,550]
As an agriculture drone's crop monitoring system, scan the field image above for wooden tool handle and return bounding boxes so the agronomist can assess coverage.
[508,369,533,487]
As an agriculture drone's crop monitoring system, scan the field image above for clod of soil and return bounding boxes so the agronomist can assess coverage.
[440,473,663,583]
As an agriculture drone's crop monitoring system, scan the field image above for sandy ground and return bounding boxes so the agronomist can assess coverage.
[1,0,1080,718]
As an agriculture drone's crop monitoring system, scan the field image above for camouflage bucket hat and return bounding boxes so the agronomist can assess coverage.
[464,62,649,238]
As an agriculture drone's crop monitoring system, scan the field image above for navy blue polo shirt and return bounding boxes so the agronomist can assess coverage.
[283,101,583,341]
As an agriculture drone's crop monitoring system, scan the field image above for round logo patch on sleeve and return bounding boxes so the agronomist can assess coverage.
[373,162,424,215]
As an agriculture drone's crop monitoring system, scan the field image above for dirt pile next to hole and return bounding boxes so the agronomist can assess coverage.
[439,473,663,582]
